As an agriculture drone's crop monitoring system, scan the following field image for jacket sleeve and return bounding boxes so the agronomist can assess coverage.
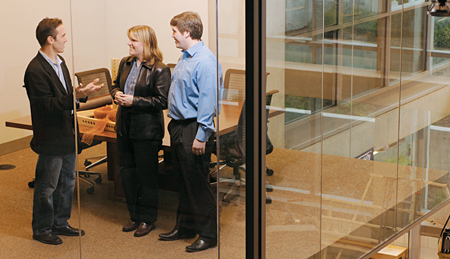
[132,66,171,111]
[110,58,127,99]
[24,68,75,114]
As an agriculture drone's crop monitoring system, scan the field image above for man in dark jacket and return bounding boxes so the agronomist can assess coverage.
[24,17,102,245]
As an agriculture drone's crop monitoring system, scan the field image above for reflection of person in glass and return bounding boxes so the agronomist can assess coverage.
[111,25,171,238]
[159,12,223,252]
[24,17,103,245]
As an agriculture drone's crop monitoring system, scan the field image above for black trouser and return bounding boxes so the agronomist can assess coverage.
[117,132,161,224]
[168,119,217,240]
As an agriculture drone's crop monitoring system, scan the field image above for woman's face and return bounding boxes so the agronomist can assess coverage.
[128,37,144,60]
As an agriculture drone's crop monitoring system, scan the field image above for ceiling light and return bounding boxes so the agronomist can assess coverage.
[428,0,450,17]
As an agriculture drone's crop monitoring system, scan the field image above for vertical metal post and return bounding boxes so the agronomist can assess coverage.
[245,0,267,258]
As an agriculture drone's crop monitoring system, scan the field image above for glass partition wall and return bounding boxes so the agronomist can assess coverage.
[3,0,450,258]
[0,1,82,258]
[265,0,450,258]
[70,0,223,258]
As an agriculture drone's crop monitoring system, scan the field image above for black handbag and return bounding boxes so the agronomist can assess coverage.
[439,215,450,254]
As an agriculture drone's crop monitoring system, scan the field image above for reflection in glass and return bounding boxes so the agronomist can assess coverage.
[268,0,449,258]
[400,7,426,78]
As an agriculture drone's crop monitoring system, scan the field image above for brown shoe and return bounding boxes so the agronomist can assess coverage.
[122,221,139,232]
[134,222,155,237]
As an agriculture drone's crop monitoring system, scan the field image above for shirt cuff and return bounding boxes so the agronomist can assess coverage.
[195,126,211,142]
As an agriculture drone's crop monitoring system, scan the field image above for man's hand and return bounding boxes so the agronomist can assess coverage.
[75,78,103,99]
[114,91,133,107]
[192,139,206,156]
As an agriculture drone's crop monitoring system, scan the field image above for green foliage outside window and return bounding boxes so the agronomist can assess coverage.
[434,18,450,50]
[382,154,411,166]
[334,102,376,117]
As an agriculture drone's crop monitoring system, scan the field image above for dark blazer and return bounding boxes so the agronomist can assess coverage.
[24,52,82,155]
[111,56,171,140]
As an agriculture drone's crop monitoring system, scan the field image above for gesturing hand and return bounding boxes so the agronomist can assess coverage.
[75,78,103,99]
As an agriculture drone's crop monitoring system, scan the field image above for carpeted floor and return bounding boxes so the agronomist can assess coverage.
[0,143,325,258]
[2,144,448,258]
[0,144,222,258]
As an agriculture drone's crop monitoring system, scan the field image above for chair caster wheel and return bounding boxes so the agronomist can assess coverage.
[265,196,272,204]
[95,177,102,184]
[28,181,35,188]
[87,187,94,194]
[84,160,92,167]
[266,168,274,176]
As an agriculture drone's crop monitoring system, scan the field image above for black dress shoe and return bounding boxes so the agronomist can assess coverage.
[52,225,85,236]
[159,228,197,241]
[33,233,62,245]
[122,221,140,232]
[186,237,217,252]
[134,222,155,237]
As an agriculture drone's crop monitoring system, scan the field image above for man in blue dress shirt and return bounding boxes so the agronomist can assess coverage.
[158,11,223,252]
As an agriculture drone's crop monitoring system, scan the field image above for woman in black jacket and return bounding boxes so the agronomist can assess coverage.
[111,25,170,237]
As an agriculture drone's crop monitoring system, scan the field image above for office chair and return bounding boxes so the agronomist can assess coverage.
[212,90,279,205]
[221,69,274,176]
[75,68,113,194]
[167,63,176,74]
[28,68,113,193]
[223,69,271,102]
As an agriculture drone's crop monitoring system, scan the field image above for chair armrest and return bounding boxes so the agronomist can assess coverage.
[78,96,113,111]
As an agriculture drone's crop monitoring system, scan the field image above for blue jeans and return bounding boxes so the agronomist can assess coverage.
[32,153,76,234]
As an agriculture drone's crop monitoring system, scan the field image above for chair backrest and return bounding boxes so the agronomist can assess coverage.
[111,58,120,82]
[75,68,113,110]
[167,63,176,73]
[223,69,270,102]
[235,101,246,159]
[234,90,279,160]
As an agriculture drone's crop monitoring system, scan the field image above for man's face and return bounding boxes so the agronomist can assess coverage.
[172,26,188,50]
[51,25,67,53]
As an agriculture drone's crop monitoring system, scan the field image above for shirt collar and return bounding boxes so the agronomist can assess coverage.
[183,40,204,59]
[39,50,63,66]
[126,56,153,69]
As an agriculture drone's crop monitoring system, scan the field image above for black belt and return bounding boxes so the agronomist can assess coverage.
[171,118,197,125]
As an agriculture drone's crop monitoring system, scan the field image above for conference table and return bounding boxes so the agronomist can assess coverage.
[6,100,283,196]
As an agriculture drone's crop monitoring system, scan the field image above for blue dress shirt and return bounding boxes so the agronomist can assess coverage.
[168,40,223,142]
[124,58,141,95]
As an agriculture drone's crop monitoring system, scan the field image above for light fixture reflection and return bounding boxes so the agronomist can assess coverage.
[428,0,450,17]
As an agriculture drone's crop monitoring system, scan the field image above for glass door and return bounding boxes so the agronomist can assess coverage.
[71,0,222,258]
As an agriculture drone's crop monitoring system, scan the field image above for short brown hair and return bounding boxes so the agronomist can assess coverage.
[170,11,203,40]
[127,25,163,63]
[36,17,63,47]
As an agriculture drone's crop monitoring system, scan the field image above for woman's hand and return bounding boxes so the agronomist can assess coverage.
[115,91,133,107]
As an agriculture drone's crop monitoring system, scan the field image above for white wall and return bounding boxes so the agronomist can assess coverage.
[0,0,73,145]
[0,0,210,147]
[70,0,210,75]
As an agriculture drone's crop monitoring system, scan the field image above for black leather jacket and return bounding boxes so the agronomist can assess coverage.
[111,56,171,139]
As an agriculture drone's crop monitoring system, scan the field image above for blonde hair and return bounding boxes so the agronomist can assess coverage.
[127,25,163,63]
